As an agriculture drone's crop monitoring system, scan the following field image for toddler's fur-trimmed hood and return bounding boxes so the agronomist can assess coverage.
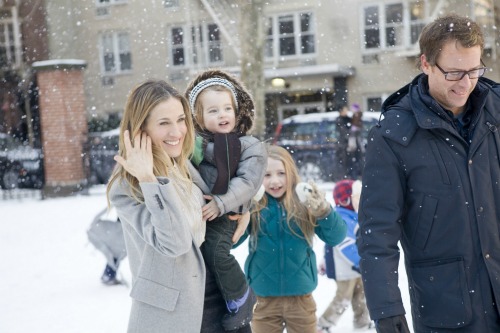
[185,69,255,138]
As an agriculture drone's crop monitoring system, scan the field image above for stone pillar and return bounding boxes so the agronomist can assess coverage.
[32,59,88,198]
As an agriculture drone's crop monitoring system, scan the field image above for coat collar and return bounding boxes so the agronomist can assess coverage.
[379,74,499,147]
[188,160,210,194]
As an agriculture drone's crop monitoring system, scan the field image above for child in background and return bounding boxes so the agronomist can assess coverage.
[185,69,267,330]
[235,145,347,333]
[317,179,372,332]
[87,207,126,286]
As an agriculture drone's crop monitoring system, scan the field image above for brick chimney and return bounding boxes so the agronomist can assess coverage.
[32,59,88,198]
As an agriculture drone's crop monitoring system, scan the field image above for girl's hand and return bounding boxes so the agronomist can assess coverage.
[114,130,157,182]
[318,259,326,275]
[202,195,221,221]
[232,211,250,244]
[296,181,331,218]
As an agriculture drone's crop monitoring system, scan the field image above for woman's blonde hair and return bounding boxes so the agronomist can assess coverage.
[106,79,195,203]
[250,145,317,246]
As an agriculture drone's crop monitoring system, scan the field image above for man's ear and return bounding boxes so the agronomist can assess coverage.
[421,54,431,75]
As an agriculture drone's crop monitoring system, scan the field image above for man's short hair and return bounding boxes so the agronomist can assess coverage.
[416,13,484,69]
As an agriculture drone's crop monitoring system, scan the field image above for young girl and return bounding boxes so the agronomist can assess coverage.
[236,145,347,333]
[185,69,267,330]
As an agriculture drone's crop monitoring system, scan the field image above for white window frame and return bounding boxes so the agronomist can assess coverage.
[265,11,316,61]
[169,23,223,68]
[96,0,127,6]
[98,31,132,75]
[0,6,21,70]
[361,1,426,53]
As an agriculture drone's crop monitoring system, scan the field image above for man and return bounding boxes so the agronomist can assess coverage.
[357,14,500,333]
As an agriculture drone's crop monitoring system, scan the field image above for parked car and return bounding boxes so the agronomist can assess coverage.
[87,128,120,185]
[0,133,44,189]
[273,111,381,182]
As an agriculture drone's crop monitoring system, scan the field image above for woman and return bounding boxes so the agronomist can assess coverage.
[107,79,250,332]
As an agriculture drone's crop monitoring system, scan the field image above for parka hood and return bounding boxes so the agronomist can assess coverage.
[382,74,495,115]
[377,74,495,147]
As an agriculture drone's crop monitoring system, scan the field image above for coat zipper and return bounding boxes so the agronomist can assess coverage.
[279,203,285,295]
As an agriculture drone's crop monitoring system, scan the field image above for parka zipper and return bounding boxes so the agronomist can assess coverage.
[279,203,286,295]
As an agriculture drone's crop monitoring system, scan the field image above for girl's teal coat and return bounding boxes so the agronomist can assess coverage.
[236,194,347,297]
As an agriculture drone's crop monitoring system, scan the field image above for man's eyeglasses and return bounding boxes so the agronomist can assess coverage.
[434,60,487,81]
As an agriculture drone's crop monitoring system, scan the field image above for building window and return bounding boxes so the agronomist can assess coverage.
[409,1,425,44]
[169,23,223,67]
[278,15,296,56]
[365,96,383,112]
[363,6,380,49]
[300,13,315,54]
[207,23,222,62]
[99,32,132,75]
[385,3,403,47]
[171,27,185,66]
[265,17,274,58]
[163,0,179,8]
[0,8,21,70]
[265,11,315,59]
[362,2,426,52]
[473,0,495,48]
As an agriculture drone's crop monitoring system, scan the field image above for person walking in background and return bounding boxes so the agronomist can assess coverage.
[107,79,250,332]
[335,105,352,180]
[346,103,364,179]
[185,69,267,330]
[235,145,347,333]
[317,179,371,332]
[357,14,500,333]
[87,207,127,286]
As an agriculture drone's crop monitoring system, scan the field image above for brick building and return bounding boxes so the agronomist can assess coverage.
[45,0,500,136]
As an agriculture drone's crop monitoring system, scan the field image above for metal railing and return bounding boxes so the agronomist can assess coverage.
[0,188,42,201]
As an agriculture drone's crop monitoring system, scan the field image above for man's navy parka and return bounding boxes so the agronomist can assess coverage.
[357,74,500,332]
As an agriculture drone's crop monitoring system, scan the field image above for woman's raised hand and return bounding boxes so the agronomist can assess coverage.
[114,130,157,182]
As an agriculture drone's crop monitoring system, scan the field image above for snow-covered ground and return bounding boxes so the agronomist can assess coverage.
[1,183,412,332]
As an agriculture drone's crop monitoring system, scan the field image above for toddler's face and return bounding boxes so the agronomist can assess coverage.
[263,158,287,199]
[199,90,236,134]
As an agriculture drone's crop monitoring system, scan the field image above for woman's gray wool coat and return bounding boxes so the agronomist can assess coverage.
[109,163,210,333]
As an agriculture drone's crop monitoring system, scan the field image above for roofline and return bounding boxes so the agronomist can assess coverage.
[210,63,356,80]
